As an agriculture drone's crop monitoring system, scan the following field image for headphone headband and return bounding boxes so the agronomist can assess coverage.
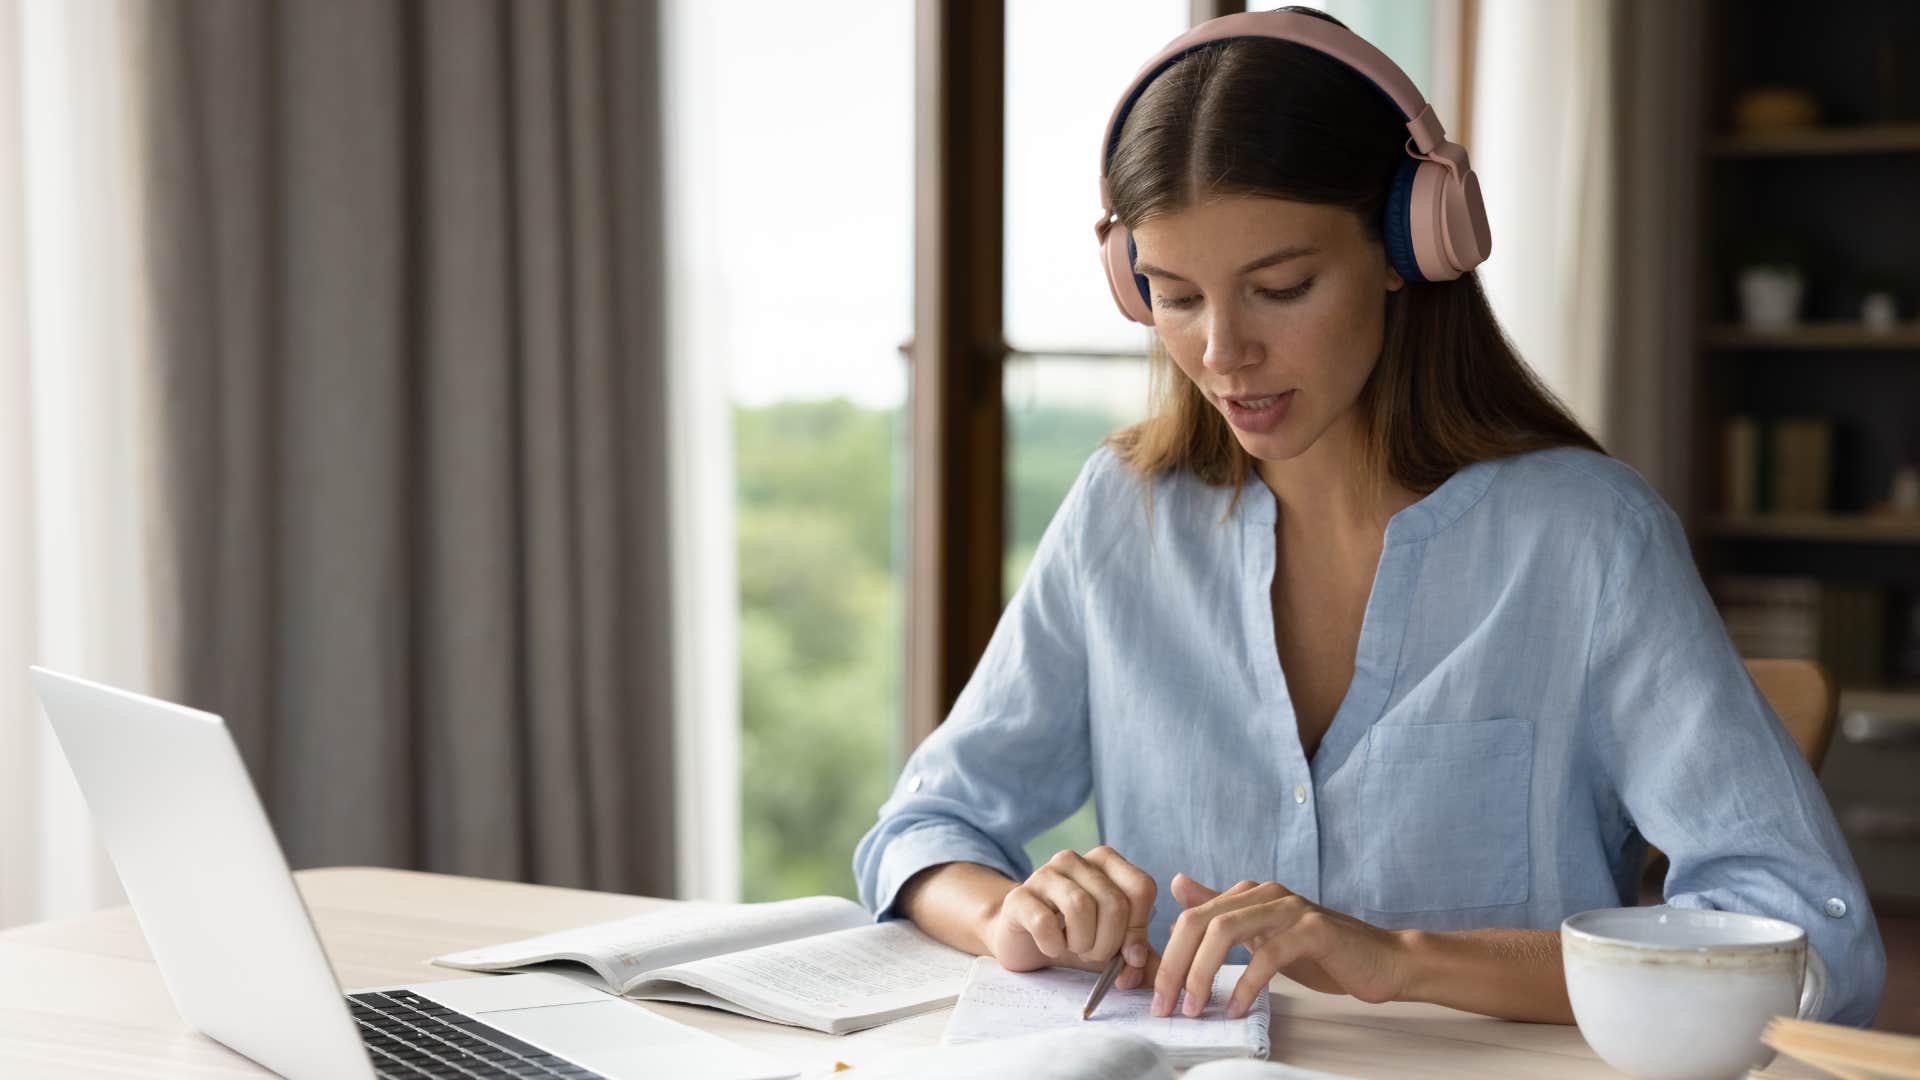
[1093,10,1491,325]
[1097,11,1441,210]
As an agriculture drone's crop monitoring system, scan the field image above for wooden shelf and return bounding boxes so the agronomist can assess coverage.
[1701,322,1920,350]
[1708,123,1920,157]
[1840,687,1920,715]
[1838,688,1920,746]
[1705,514,1920,544]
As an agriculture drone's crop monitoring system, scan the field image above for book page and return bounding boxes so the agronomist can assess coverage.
[631,921,973,1032]
[855,1028,1176,1080]
[944,957,1270,1065]
[433,895,869,991]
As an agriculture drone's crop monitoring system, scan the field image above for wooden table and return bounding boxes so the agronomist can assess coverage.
[0,867,1816,1078]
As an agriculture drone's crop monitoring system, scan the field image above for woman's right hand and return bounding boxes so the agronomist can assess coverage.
[984,846,1160,990]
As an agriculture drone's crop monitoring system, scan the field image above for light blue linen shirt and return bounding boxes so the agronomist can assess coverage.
[852,444,1886,1025]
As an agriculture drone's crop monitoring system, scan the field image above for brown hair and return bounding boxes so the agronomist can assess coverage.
[1104,9,1602,499]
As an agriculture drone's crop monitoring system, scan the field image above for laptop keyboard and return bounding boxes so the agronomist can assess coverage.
[348,990,608,1079]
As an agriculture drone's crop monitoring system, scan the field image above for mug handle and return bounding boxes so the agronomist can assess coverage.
[1797,947,1829,1019]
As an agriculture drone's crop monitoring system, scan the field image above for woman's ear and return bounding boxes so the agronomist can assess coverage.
[1386,265,1405,293]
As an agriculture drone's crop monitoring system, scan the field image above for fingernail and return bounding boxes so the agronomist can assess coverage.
[1184,993,1202,1017]
[1151,992,1167,1016]
[1227,1001,1247,1019]
[1125,943,1146,966]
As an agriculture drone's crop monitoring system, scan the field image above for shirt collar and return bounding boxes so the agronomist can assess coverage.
[1233,453,1502,546]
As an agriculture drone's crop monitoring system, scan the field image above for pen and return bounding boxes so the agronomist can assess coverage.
[1081,952,1126,1020]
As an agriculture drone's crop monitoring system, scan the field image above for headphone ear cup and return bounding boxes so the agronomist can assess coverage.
[1101,221,1155,325]
[1440,165,1491,273]
[1383,157,1426,283]
[1399,149,1493,283]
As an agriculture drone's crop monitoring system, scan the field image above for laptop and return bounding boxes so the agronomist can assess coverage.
[28,666,797,1080]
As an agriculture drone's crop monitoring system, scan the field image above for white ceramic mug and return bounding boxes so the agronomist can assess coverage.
[1562,907,1827,1080]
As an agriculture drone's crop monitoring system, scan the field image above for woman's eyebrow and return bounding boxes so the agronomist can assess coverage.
[1132,244,1319,283]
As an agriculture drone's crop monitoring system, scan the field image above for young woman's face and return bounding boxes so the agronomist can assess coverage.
[1128,196,1403,463]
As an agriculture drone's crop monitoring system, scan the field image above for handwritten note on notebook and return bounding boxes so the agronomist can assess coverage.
[943,957,1271,1067]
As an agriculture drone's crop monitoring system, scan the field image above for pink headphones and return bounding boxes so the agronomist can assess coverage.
[1094,10,1492,326]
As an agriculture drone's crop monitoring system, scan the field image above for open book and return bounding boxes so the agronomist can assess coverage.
[861,1029,1350,1080]
[433,896,972,1035]
[943,956,1272,1067]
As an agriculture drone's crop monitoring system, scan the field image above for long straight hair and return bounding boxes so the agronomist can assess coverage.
[1104,14,1602,499]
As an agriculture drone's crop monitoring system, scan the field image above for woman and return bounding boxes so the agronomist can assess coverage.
[853,8,1885,1026]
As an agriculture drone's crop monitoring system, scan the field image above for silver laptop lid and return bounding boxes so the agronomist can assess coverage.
[29,666,374,1080]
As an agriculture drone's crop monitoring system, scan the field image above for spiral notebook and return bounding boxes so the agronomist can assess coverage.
[943,957,1272,1068]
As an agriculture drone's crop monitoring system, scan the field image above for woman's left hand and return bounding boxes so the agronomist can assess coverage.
[1152,873,1412,1019]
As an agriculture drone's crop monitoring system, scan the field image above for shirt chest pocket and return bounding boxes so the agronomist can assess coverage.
[1358,716,1533,913]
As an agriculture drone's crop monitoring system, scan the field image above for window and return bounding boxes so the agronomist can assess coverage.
[1003,0,1186,358]
[1004,356,1152,597]
[667,0,914,902]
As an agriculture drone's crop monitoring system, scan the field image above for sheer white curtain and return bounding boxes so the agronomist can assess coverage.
[1470,0,1617,436]
[661,0,742,904]
[0,0,153,928]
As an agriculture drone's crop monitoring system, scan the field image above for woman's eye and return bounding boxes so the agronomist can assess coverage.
[1262,277,1315,302]
[1152,277,1315,311]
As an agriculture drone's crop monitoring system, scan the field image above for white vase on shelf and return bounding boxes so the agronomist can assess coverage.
[1737,265,1804,332]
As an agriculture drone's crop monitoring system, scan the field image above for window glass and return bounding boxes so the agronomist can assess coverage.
[671,0,913,902]
[1245,0,1435,90]
[1004,355,1151,596]
[1004,0,1187,356]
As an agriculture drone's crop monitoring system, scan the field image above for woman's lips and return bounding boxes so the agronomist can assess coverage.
[1220,389,1295,434]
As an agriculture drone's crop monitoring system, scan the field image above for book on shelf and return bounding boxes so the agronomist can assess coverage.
[1724,415,1760,517]
[1712,575,1886,687]
[1722,414,1835,517]
[1772,416,1833,514]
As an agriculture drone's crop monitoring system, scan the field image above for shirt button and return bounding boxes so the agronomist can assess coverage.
[1824,897,1848,918]
[1293,784,1308,805]
[907,775,923,793]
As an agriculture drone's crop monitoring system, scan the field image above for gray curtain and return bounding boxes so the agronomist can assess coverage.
[1605,0,1705,520]
[135,0,676,895]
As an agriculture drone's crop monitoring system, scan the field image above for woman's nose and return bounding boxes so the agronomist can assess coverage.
[1200,304,1256,374]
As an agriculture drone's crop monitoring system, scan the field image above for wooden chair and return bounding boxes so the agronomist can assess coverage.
[1641,659,1840,894]
[1744,658,1841,773]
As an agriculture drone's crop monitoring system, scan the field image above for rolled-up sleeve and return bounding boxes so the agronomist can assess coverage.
[1585,499,1887,1025]
[852,452,1103,920]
